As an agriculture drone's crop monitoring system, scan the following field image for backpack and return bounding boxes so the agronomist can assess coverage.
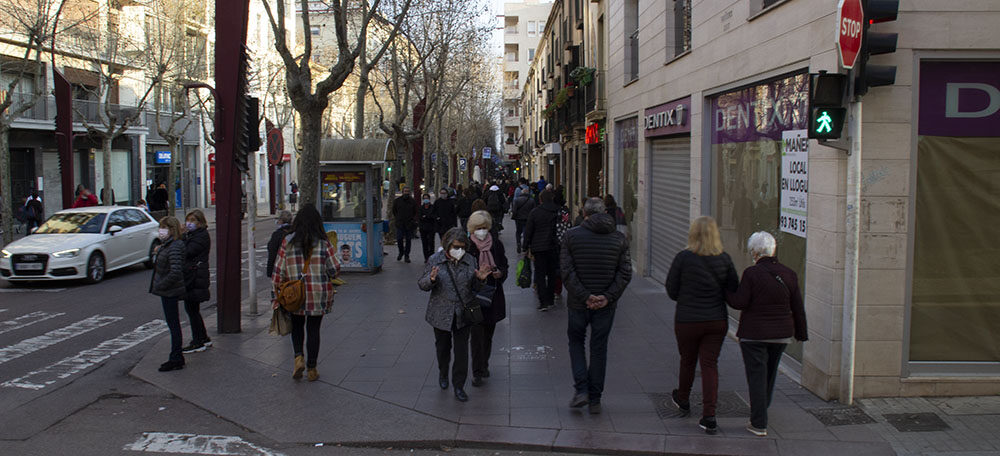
[554,207,571,244]
[487,192,504,213]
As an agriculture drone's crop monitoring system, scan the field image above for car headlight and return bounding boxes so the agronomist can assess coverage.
[1,249,11,259]
[52,248,81,258]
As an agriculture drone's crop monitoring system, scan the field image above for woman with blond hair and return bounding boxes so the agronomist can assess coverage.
[150,216,188,372]
[665,216,738,435]
[466,211,508,387]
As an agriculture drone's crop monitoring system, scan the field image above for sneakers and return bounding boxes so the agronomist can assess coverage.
[182,340,209,354]
[569,392,589,408]
[471,377,484,387]
[537,303,553,312]
[746,423,768,436]
[292,355,305,379]
[671,389,691,416]
[588,402,602,414]
[699,416,718,435]
[158,359,184,372]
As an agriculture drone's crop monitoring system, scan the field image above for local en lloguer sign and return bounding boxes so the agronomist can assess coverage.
[837,0,864,69]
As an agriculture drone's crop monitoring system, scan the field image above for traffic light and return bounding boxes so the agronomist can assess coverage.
[855,0,898,96]
[808,72,848,140]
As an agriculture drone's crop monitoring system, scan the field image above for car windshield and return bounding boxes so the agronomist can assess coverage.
[34,213,107,234]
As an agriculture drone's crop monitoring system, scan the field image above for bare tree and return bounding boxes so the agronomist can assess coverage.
[260,0,412,206]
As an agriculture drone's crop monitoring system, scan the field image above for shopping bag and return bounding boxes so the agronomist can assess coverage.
[516,256,532,289]
[268,308,293,336]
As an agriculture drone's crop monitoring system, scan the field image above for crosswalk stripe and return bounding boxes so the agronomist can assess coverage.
[3,320,167,390]
[0,315,123,365]
[0,311,66,335]
[0,288,68,293]
[0,309,7,313]
[124,432,285,455]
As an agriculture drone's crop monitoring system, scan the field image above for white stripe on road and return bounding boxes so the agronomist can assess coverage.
[124,432,285,455]
[0,315,123,365]
[0,309,7,312]
[0,311,65,335]
[0,288,68,293]
[3,320,167,390]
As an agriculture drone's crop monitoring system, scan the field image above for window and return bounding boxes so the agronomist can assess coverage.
[624,0,639,81]
[310,26,320,35]
[751,0,787,15]
[668,0,692,59]
[107,211,129,231]
[527,21,536,36]
[528,48,535,61]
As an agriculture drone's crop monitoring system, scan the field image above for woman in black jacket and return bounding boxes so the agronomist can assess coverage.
[151,216,188,372]
[418,194,437,263]
[665,216,738,435]
[181,210,212,353]
[466,211,508,387]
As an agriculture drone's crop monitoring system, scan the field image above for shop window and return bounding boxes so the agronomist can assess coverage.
[614,118,639,260]
[321,171,367,220]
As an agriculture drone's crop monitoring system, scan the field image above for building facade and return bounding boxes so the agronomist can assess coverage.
[597,0,1000,399]
[503,0,553,180]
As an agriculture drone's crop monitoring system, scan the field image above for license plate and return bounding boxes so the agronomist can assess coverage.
[15,263,43,271]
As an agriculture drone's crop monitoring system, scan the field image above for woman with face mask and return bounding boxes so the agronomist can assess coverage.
[465,211,508,387]
[180,210,212,354]
[150,216,188,372]
[418,227,492,402]
[418,194,437,263]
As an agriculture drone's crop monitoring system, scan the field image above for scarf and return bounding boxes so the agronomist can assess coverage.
[471,232,495,271]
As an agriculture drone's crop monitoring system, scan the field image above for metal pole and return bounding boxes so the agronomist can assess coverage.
[247,153,258,316]
[840,99,862,405]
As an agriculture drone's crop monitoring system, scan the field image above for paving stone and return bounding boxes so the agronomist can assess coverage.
[455,424,557,450]
[510,407,561,429]
[664,434,778,455]
[776,439,897,456]
[554,429,666,454]
[884,412,952,432]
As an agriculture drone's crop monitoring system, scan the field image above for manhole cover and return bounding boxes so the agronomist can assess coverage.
[884,412,951,432]
[807,407,876,426]
[649,391,750,418]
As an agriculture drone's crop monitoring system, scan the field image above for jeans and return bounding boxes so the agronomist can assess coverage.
[514,219,526,251]
[567,305,616,402]
[533,249,559,306]
[420,228,436,262]
[160,297,183,362]
[471,321,497,378]
[396,226,413,258]
[291,314,324,368]
[434,321,471,388]
[740,342,787,429]
[675,320,728,417]
[183,300,209,343]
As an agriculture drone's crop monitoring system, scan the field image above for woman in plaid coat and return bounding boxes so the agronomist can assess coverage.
[272,204,340,382]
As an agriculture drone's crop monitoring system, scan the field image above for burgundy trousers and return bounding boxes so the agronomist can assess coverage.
[674,320,728,417]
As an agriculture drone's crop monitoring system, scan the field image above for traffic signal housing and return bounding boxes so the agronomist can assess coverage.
[808,72,848,140]
[855,0,899,96]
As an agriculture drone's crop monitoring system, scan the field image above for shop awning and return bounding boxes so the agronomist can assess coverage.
[319,138,396,164]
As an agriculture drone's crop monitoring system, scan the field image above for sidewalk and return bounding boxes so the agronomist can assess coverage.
[130,217,995,455]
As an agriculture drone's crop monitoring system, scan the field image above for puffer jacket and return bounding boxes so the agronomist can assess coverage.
[665,249,739,322]
[522,202,560,252]
[151,238,187,298]
[418,203,436,232]
[560,213,633,310]
[418,250,483,331]
[511,193,537,221]
[183,227,211,302]
[467,235,509,324]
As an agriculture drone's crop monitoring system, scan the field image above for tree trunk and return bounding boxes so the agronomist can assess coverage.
[167,139,178,216]
[354,67,369,139]
[298,110,323,207]
[101,136,113,205]
[0,128,13,246]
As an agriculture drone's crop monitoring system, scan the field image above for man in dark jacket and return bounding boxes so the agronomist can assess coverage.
[522,190,561,311]
[418,194,437,262]
[511,188,537,253]
[485,185,507,231]
[456,188,474,233]
[432,188,458,242]
[560,197,632,414]
[267,211,293,277]
[392,187,418,262]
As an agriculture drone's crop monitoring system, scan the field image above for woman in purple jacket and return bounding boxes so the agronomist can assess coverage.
[728,231,808,437]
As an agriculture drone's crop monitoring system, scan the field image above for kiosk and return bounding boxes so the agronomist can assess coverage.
[317,139,395,273]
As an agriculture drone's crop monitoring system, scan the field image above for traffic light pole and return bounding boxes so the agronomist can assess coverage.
[840,93,862,406]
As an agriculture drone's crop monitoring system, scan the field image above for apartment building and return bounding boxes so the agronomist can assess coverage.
[503,0,553,180]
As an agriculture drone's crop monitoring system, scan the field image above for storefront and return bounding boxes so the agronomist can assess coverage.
[614,117,639,260]
[645,96,692,283]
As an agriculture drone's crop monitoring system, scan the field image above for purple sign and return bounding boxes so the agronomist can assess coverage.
[712,73,809,144]
[645,96,692,137]
[919,61,1000,137]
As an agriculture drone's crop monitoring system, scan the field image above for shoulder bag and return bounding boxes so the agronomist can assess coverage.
[445,263,484,325]
[276,246,311,312]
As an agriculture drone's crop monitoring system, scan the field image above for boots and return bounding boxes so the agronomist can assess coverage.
[292,355,305,379]
[307,368,319,382]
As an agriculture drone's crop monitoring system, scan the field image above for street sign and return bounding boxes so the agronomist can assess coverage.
[156,151,171,164]
[482,147,492,159]
[837,0,864,69]
[459,158,467,171]
[266,128,284,165]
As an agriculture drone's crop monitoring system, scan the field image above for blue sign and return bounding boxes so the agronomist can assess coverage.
[459,158,467,171]
[482,147,492,159]
[323,221,383,271]
[155,151,171,164]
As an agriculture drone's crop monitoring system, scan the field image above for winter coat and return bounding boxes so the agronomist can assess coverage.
[71,193,98,208]
[665,249,739,322]
[456,196,474,220]
[432,198,458,235]
[727,256,808,341]
[271,236,340,316]
[418,250,484,331]
[151,238,187,298]
[560,213,633,310]
[418,203,436,232]
[183,227,211,302]
[266,224,292,277]
[467,235,509,324]
[150,188,168,211]
[522,202,561,252]
[486,191,507,215]
[511,193,537,221]
[25,198,43,223]
[392,194,419,231]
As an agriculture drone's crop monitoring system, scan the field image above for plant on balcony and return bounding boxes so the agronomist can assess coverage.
[570,66,596,86]
[554,87,569,108]
[542,103,555,118]
[565,81,576,97]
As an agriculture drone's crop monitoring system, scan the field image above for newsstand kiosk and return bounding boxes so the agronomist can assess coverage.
[317,138,396,273]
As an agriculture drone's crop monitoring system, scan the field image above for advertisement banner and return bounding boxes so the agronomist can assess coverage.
[322,171,365,183]
[712,74,809,144]
[918,61,1000,137]
[324,222,367,269]
[779,129,808,238]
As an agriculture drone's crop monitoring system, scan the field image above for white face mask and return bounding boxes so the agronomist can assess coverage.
[474,229,489,240]
[157,228,170,241]
[448,248,465,261]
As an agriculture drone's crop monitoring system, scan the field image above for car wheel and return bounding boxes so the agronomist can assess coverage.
[144,240,160,269]
[85,252,106,284]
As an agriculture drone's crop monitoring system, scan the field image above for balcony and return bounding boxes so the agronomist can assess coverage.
[74,99,145,126]
[6,93,51,122]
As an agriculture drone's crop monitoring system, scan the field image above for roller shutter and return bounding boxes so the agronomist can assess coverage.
[649,138,691,283]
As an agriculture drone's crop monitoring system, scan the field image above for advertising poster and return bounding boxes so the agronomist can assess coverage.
[324,222,367,269]
[780,129,808,238]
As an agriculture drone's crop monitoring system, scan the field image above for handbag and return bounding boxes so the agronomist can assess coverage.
[445,264,484,325]
[474,282,496,308]
[268,307,292,336]
[516,256,532,288]
[275,247,311,312]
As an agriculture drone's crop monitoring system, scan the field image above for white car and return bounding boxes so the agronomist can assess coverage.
[1,206,161,284]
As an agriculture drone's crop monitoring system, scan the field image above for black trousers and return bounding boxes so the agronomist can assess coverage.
[740,341,787,429]
[183,300,209,343]
[434,321,471,388]
[471,321,497,378]
[420,228,436,262]
[567,305,616,402]
[533,249,559,306]
[396,226,413,258]
[291,314,324,368]
[514,219,526,251]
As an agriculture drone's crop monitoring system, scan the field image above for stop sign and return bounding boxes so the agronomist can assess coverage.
[837,0,864,69]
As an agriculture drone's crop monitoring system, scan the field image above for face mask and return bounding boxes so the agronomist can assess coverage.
[474,229,489,240]
[448,248,465,261]
[157,228,170,241]
[422,199,430,205]
[185,222,197,232]
[439,194,447,199]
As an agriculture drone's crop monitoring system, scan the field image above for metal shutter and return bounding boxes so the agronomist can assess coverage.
[649,138,691,284]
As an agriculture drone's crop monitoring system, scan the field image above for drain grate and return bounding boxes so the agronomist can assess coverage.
[649,391,750,419]
[884,412,951,432]
[807,407,877,426]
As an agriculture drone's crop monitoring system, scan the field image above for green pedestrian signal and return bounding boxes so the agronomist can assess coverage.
[815,111,834,134]
[809,107,845,140]
[808,72,847,140]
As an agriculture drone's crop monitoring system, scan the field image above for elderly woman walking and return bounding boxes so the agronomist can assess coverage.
[728,231,808,437]
[665,216,738,435]
[418,227,492,402]
[466,211,509,387]
[150,216,188,372]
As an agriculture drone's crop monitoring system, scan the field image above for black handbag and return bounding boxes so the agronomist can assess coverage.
[445,264,484,325]
[474,283,496,308]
